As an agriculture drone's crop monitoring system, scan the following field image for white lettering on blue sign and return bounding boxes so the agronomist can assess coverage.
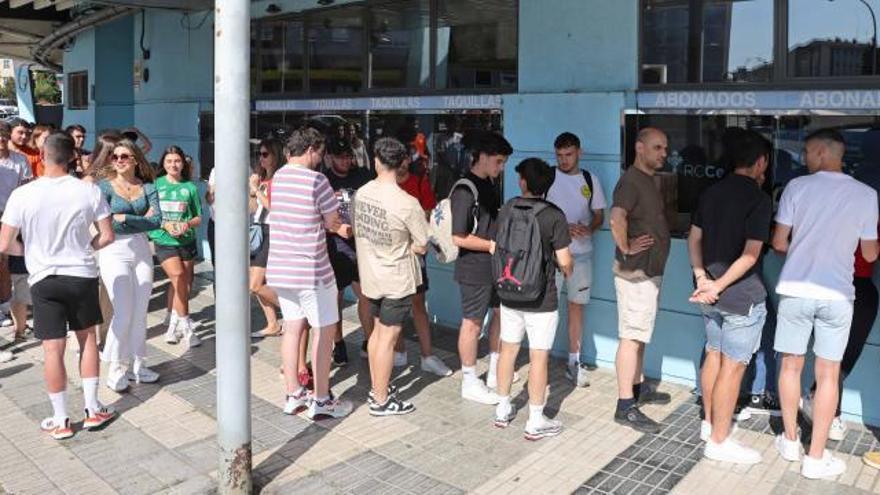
[640,90,880,110]
[254,94,503,113]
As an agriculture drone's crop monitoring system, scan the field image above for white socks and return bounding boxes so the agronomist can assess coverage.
[82,377,99,412]
[48,390,68,423]
[461,365,478,384]
[488,352,500,381]
[568,353,579,366]
[528,403,545,423]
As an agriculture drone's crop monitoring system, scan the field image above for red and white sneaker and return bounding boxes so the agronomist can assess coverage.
[83,406,116,430]
[40,417,74,440]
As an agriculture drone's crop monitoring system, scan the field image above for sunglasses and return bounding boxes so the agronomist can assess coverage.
[259,151,271,158]
[111,153,133,162]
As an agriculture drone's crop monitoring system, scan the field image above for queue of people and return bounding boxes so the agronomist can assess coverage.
[3,118,880,483]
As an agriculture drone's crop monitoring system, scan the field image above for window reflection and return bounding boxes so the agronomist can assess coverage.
[370,1,431,90]
[308,9,365,94]
[642,0,773,84]
[436,0,517,90]
[624,113,880,237]
[789,0,879,77]
[258,20,304,93]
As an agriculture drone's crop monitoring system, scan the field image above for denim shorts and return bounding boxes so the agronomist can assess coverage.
[774,296,853,362]
[702,302,766,365]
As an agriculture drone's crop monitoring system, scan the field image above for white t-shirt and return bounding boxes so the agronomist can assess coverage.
[1,175,111,285]
[0,151,32,211]
[545,168,607,255]
[775,171,878,301]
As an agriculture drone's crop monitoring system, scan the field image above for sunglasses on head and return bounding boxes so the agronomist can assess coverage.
[112,153,133,162]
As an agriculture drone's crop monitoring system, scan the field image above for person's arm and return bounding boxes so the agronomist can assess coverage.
[450,186,492,252]
[556,246,573,278]
[121,185,163,232]
[91,216,115,250]
[589,209,604,234]
[771,223,791,254]
[609,206,653,256]
[409,201,429,256]
[861,238,879,263]
[127,127,152,155]
[0,224,22,256]
[687,224,707,282]
[691,239,764,304]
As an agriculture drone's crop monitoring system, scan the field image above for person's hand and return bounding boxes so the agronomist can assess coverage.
[569,223,590,239]
[112,214,126,223]
[625,234,654,256]
[144,207,155,218]
[489,240,496,255]
[248,174,260,194]
[337,224,352,239]
[689,280,722,305]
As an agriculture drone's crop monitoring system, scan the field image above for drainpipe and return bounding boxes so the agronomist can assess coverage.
[31,6,136,71]
[214,0,253,493]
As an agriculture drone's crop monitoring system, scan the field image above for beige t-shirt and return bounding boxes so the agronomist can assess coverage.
[352,180,428,300]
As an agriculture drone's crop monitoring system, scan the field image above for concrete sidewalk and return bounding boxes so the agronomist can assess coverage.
[1,266,880,494]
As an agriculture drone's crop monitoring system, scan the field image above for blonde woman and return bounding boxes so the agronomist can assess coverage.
[97,139,161,392]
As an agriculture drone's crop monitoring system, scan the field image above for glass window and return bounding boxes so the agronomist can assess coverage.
[436,0,517,90]
[369,1,431,90]
[789,0,880,77]
[67,71,88,110]
[308,8,365,94]
[258,20,304,93]
[641,0,774,84]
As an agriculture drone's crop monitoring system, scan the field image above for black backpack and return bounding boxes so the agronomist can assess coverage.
[492,198,551,303]
[551,166,594,210]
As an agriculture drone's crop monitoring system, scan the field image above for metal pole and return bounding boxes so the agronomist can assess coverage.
[859,0,878,75]
[214,0,252,493]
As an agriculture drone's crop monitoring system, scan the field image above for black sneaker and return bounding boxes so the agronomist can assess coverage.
[369,395,415,416]
[614,406,662,434]
[745,393,781,416]
[367,384,399,405]
[637,387,671,406]
[332,341,349,366]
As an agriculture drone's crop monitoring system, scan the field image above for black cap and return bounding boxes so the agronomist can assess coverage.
[327,137,353,156]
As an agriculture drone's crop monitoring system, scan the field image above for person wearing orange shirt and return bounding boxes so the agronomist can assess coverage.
[8,118,42,177]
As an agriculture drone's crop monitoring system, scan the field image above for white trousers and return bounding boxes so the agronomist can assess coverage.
[99,233,154,364]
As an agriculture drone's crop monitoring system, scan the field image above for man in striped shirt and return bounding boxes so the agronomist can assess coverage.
[267,127,353,420]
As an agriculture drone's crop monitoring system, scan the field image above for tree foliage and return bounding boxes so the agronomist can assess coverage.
[33,71,61,105]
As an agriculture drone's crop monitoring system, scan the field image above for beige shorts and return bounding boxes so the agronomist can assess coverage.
[614,276,662,344]
[10,273,30,305]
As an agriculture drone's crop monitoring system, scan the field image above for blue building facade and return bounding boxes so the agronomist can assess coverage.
[61,0,880,425]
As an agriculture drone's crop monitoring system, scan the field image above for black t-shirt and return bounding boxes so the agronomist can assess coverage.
[501,198,571,313]
[692,174,772,315]
[324,167,374,258]
[451,172,501,285]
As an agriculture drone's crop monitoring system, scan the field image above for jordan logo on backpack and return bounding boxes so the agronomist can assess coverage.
[497,256,522,286]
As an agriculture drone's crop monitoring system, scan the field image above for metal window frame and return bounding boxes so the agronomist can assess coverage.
[252,0,518,100]
[67,71,88,110]
[638,0,880,89]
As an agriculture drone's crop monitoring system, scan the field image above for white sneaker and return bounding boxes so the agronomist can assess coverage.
[420,355,453,377]
[163,310,178,326]
[393,351,407,368]
[486,371,520,390]
[306,396,353,420]
[494,402,515,428]
[775,433,802,462]
[802,450,846,479]
[0,350,13,363]
[126,358,160,384]
[735,408,752,421]
[700,420,712,442]
[163,319,180,344]
[829,416,847,442]
[182,319,201,348]
[524,415,562,441]
[704,436,762,464]
[106,362,130,392]
[461,379,500,405]
[283,388,309,415]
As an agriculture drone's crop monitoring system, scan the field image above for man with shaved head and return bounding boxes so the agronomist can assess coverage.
[771,128,878,479]
[609,127,671,433]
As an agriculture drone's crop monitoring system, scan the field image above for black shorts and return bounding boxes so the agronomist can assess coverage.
[459,283,499,321]
[329,249,359,289]
[155,243,198,263]
[31,275,102,340]
[250,224,270,268]
[368,295,413,327]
